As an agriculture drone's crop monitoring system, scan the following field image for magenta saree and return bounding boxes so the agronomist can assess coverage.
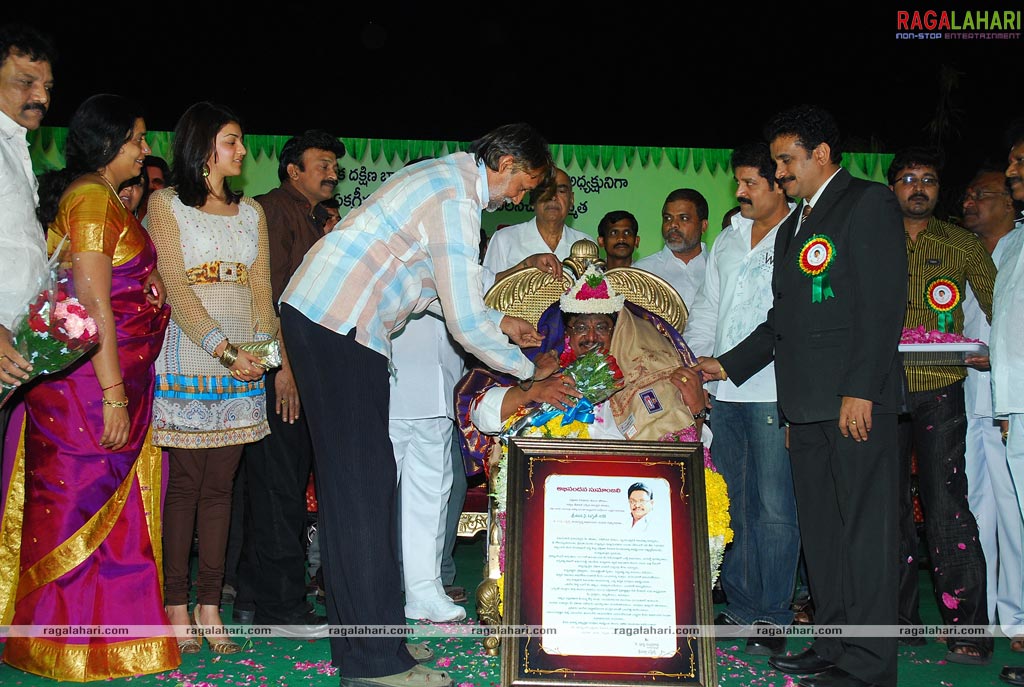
[0,184,179,680]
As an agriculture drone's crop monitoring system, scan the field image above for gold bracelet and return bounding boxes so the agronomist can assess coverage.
[102,398,129,408]
[1004,430,1010,445]
[218,343,239,369]
[719,366,728,381]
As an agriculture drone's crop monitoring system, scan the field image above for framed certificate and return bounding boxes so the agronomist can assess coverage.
[500,436,716,687]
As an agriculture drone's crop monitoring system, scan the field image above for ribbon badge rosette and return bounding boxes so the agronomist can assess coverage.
[925,277,961,332]
[798,234,837,303]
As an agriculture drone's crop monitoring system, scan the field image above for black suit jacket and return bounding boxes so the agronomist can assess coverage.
[718,168,907,424]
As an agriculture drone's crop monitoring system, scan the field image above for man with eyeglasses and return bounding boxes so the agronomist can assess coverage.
[886,146,997,665]
[460,265,707,443]
[958,166,1023,657]
[482,167,588,284]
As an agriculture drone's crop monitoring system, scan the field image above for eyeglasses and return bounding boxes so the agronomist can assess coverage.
[896,174,939,187]
[568,322,612,336]
[961,190,1010,203]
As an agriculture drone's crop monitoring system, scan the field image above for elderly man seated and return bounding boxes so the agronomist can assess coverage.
[457,263,709,463]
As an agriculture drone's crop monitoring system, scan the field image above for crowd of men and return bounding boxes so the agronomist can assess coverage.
[3,19,1024,687]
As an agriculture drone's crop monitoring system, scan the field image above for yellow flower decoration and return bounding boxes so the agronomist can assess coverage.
[497,574,504,618]
[704,468,733,544]
[522,414,591,439]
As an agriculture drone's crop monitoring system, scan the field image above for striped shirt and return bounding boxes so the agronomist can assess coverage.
[281,152,533,380]
[903,217,997,392]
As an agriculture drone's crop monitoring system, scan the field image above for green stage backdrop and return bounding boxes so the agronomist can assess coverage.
[27,128,892,260]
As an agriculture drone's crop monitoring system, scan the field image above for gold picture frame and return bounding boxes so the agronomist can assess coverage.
[500,436,716,687]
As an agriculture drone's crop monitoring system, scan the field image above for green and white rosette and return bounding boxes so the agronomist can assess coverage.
[925,277,961,332]
[798,234,836,303]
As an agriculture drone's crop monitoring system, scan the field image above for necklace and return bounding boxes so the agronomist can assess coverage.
[93,172,126,209]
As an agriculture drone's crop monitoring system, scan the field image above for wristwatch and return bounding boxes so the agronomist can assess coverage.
[692,409,708,420]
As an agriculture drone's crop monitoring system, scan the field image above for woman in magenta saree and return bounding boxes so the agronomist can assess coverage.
[0,95,179,681]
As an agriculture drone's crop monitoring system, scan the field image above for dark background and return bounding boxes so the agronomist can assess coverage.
[7,5,1022,216]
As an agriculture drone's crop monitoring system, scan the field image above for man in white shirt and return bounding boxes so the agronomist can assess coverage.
[960,166,1023,649]
[633,188,709,308]
[685,143,797,656]
[482,167,589,282]
[390,312,468,623]
[597,210,640,268]
[992,124,1024,687]
[0,24,55,483]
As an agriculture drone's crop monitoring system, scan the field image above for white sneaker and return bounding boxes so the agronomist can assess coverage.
[405,597,467,622]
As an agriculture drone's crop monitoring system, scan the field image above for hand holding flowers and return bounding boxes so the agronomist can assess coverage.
[0,271,100,409]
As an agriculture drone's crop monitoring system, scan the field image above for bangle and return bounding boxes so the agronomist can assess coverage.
[102,398,129,408]
[101,381,124,391]
[1004,430,1010,445]
[218,343,239,369]
[719,366,728,381]
[519,377,535,392]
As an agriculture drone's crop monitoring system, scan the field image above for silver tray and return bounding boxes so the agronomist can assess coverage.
[899,342,988,367]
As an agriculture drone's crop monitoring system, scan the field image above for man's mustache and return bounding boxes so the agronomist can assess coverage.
[614,242,632,249]
[909,193,929,202]
[23,103,47,116]
[321,178,338,189]
[737,197,753,205]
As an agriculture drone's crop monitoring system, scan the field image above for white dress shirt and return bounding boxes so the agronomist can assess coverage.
[0,110,48,330]
[389,310,466,420]
[685,207,794,402]
[963,229,1015,419]
[482,218,590,277]
[991,227,1024,417]
[633,244,708,309]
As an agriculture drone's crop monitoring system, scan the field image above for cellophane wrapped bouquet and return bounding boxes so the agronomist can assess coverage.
[490,346,626,617]
[499,347,625,440]
[0,264,99,409]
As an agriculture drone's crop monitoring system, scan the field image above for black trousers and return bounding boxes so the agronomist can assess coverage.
[788,415,899,687]
[236,368,316,622]
[897,381,990,640]
[281,304,415,678]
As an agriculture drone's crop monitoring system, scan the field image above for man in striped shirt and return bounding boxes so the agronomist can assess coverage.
[888,147,998,665]
[280,123,556,687]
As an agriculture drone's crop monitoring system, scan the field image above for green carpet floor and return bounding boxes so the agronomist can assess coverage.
[0,535,1017,686]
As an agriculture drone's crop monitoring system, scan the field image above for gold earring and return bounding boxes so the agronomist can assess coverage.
[202,164,210,178]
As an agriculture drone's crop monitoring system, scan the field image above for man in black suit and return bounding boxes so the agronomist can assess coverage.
[694,105,907,687]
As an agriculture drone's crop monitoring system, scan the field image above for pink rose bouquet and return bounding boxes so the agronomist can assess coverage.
[1,270,99,408]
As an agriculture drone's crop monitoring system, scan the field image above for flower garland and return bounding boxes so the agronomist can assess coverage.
[659,426,733,586]
[492,412,589,618]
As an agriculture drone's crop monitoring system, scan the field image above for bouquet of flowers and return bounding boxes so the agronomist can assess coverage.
[500,347,625,439]
[0,266,99,409]
[660,426,733,587]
